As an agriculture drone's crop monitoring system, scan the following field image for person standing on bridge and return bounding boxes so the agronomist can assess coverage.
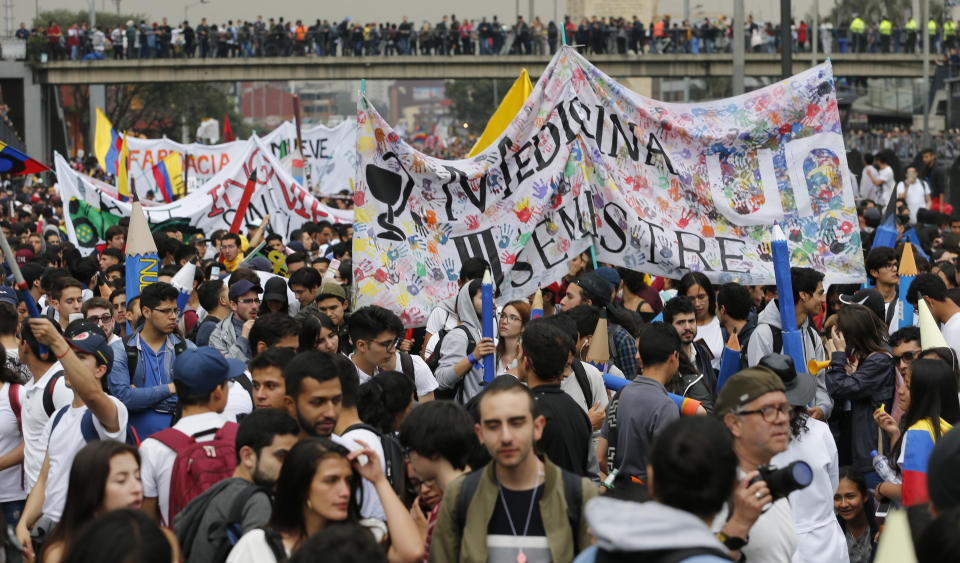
[849,14,865,53]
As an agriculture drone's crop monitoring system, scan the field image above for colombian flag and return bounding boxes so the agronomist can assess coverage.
[117,134,130,202]
[151,153,185,203]
[900,418,953,506]
[94,108,124,174]
[0,141,48,175]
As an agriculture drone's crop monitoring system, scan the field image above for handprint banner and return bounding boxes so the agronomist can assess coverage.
[55,136,352,254]
[354,47,865,326]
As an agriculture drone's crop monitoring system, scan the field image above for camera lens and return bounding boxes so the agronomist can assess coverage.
[790,461,813,488]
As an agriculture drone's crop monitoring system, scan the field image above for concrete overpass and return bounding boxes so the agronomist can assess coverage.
[32,52,927,84]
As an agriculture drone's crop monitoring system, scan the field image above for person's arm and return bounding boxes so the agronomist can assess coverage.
[142,497,161,523]
[30,318,119,432]
[107,339,174,411]
[0,442,24,471]
[596,435,609,475]
[348,440,424,563]
[825,352,894,401]
[15,452,49,560]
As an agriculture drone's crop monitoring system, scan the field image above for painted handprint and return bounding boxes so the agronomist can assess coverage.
[407,276,424,296]
[442,258,458,281]
[532,178,549,200]
[500,250,516,265]
[514,197,533,223]
[466,215,480,230]
[434,223,453,244]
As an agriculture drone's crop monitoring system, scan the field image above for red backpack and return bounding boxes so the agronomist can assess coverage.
[151,422,239,524]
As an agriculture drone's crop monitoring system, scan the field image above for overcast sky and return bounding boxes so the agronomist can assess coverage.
[22,0,828,29]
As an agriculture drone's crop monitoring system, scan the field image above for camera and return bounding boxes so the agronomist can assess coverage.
[749,460,813,500]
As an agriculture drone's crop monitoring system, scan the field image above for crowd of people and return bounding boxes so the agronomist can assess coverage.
[0,140,956,562]
[19,12,960,62]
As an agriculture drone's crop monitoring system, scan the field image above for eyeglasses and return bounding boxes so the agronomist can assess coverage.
[236,298,261,305]
[368,337,398,351]
[499,314,523,323]
[151,306,181,317]
[87,314,113,324]
[737,404,793,423]
[893,351,918,364]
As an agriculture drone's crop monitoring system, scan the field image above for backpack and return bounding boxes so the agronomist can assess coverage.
[344,422,406,500]
[453,467,584,552]
[126,334,188,382]
[150,422,240,524]
[740,324,817,369]
[595,546,732,562]
[49,404,143,446]
[186,315,218,343]
[41,370,65,417]
[426,325,475,402]
[173,479,269,563]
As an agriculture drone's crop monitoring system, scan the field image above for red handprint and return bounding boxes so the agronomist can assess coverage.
[466,215,480,230]
[500,250,516,265]
[353,190,365,207]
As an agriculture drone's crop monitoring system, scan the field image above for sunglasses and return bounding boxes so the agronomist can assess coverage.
[893,351,918,364]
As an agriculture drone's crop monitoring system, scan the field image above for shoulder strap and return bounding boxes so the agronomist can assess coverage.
[398,351,415,387]
[49,405,70,436]
[227,483,269,530]
[233,374,253,396]
[8,383,21,434]
[454,470,485,534]
[174,336,187,355]
[125,336,139,383]
[151,427,194,453]
[770,325,783,354]
[456,325,476,355]
[42,371,65,417]
[884,300,897,327]
[344,422,380,437]
[79,410,98,442]
[571,360,592,407]
[261,527,287,562]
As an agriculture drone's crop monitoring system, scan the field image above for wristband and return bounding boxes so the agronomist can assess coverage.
[467,353,478,365]
[55,347,71,360]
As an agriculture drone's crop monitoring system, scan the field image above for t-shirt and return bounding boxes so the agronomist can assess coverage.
[140,411,232,525]
[896,180,930,224]
[943,312,960,360]
[697,315,724,370]
[712,469,798,563]
[876,166,895,205]
[487,484,549,563]
[600,377,678,480]
[424,304,459,358]
[223,374,254,422]
[532,385,591,476]
[352,352,439,399]
[227,528,289,563]
[22,362,69,490]
[859,165,878,201]
[0,382,26,502]
[335,428,387,521]
[42,397,129,522]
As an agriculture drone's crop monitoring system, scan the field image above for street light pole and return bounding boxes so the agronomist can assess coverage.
[684,0,690,102]
[781,0,791,78]
[811,0,818,67]
[733,0,744,95]
[922,0,930,145]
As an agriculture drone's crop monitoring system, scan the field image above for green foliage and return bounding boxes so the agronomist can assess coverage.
[828,0,942,23]
[33,10,145,31]
[445,79,498,131]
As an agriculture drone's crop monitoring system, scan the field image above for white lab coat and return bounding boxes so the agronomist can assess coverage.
[772,417,849,563]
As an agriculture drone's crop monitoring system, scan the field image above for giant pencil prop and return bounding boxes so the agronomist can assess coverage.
[771,225,807,376]
[529,288,544,320]
[481,270,495,383]
[229,171,258,235]
[0,227,46,358]
[125,202,159,312]
[716,332,741,393]
[171,261,196,314]
[899,244,917,329]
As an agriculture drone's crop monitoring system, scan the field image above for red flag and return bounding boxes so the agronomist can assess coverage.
[223,113,235,142]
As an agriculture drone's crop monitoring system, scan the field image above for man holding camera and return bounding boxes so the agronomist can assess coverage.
[712,369,798,562]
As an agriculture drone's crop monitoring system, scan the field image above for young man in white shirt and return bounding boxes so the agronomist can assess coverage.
[896,165,932,224]
[872,154,895,205]
[15,319,127,559]
[859,154,879,201]
[139,346,245,526]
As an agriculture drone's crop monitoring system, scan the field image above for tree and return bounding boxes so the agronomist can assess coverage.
[34,10,145,31]
[828,0,942,24]
[445,79,498,131]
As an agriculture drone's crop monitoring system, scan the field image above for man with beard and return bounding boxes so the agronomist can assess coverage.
[171,408,300,561]
[662,296,715,412]
[282,350,342,439]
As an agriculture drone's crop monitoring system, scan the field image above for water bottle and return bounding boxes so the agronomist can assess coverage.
[871,450,902,484]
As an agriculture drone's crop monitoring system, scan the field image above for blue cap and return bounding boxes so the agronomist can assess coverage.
[0,286,18,306]
[65,321,114,374]
[594,266,621,289]
[228,279,262,301]
[173,347,246,395]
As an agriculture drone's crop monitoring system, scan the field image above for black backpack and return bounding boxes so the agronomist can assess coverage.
[344,423,407,500]
[41,370,66,417]
[186,315,218,344]
[125,334,188,382]
[173,480,269,563]
[426,325,475,402]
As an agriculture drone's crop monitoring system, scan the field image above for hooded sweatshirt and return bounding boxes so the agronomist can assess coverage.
[574,498,730,562]
[746,299,834,419]
[434,283,485,403]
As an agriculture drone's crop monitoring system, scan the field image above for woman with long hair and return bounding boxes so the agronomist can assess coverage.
[834,468,878,563]
[823,304,896,487]
[299,312,340,354]
[41,441,144,563]
[874,358,960,505]
[677,272,722,368]
[357,372,416,435]
[495,300,530,375]
[227,438,423,563]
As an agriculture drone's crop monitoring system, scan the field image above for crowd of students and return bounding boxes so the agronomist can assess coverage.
[1,180,960,562]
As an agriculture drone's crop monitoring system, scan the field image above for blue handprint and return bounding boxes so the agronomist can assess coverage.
[407,276,424,296]
[386,247,400,262]
[436,223,453,244]
[442,258,458,281]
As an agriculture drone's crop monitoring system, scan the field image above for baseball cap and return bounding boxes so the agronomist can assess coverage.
[64,321,114,373]
[714,368,787,416]
[839,288,885,323]
[757,353,816,407]
[228,279,262,301]
[263,277,288,303]
[246,255,273,273]
[15,249,33,266]
[173,347,246,395]
[316,280,346,302]
[594,266,621,289]
[0,286,17,306]
[574,273,612,303]
[188,233,206,245]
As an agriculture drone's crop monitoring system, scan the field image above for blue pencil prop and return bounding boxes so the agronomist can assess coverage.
[899,243,917,329]
[481,270,495,384]
[771,225,807,376]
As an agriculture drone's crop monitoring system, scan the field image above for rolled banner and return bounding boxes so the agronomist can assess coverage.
[602,372,627,391]
[898,243,917,329]
[716,332,741,394]
[171,261,197,313]
[770,225,807,375]
[481,270,495,384]
[125,201,160,308]
[585,309,610,372]
[530,287,544,320]
[602,373,701,415]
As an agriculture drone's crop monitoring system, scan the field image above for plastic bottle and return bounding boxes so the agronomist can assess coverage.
[871,450,902,484]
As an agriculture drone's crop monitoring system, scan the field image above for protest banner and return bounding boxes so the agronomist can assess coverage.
[55,136,352,255]
[353,47,865,326]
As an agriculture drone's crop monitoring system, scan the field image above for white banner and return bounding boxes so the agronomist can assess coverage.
[354,48,865,326]
[57,136,352,254]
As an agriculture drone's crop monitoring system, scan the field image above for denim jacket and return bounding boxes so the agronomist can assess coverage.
[108,329,196,414]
